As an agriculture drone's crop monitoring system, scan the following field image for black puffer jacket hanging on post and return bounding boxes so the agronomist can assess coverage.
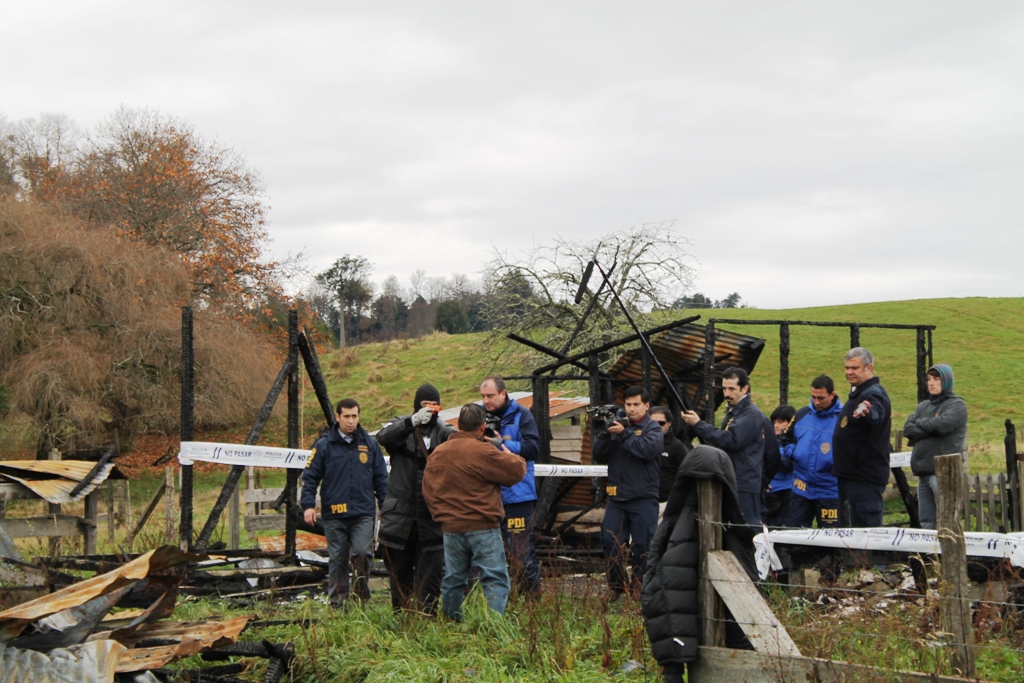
[641,445,758,671]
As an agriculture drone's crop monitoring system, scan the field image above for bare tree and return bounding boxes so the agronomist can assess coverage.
[409,269,427,301]
[484,221,698,362]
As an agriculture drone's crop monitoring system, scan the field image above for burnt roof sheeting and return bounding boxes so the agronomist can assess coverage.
[0,461,124,505]
[606,322,766,412]
[0,639,126,683]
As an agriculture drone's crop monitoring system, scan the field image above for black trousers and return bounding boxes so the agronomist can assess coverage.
[381,526,444,614]
[501,500,540,594]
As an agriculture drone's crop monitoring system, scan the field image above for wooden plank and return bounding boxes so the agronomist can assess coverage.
[550,425,582,439]
[690,646,982,683]
[936,454,976,678]
[244,514,288,532]
[0,483,39,502]
[106,481,116,541]
[229,483,240,549]
[998,473,1008,532]
[0,515,90,538]
[244,488,284,504]
[165,466,175,544]
[698,479,724,647]
[48,448,62,557]
[973,474,982,533]
[986,475,996,532]
[550,439,583,452]
[84,491,98,555]
[706,549,801,657]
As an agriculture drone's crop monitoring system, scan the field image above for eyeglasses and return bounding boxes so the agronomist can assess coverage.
[653,420,667,426]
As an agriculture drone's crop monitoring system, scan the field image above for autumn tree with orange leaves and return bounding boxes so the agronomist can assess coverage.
[28,107,279,312]
[0,109,281,455]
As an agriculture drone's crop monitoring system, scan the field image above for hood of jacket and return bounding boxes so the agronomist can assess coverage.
[929,364,955,397]
[663,445,740,519]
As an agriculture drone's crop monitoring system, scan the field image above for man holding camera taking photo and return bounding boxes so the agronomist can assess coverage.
[591,386,664,601]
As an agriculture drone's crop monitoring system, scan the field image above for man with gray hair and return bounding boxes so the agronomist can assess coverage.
[831,347,892,527]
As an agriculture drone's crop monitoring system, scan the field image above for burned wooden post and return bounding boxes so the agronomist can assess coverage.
[702,321,716,423]
[125,479,167,550]
[935,453,975,678]
[1006,420,1019,530]
[698,478,725,647]
[106,481,116,542]
[641,345,653,398]
[916,327,928,402]
[849,323,860,349]
[194,359,290,551]
[531,375,559,531]
[778,322,790,406]
[298,328,337,430]
[284,310,300,558]
[179,305,195,551]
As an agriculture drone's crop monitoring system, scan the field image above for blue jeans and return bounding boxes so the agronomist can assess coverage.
[838,478,886,527]
[917,475,938,530]
[323,515,375,607]
[441,528,511,620]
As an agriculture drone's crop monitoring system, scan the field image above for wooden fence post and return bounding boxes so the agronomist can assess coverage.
[106,482,116,542]
[83,491,98,555]
[935,453,975,678]
[229,484,241,549]
[698,478,725,647]
[48,448,62,557]
[165,466,176,545]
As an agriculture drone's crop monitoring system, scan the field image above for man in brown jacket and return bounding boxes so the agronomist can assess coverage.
[422,403,526,620]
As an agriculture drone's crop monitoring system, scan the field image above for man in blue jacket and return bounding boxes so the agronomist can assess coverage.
[681,367,767,527]
[480,375,542,594]
[784,375,843,528]
[832,348,892,527]
[301,398,389,608]
[593,386,664,601]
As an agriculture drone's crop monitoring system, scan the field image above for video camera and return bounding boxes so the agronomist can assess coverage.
[588,404,628,431]
[483,414,502,439]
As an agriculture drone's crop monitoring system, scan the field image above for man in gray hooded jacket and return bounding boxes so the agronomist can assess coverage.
[903,364,968,529]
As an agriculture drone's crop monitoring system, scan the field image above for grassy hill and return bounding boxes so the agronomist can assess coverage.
[307,297,1023,470]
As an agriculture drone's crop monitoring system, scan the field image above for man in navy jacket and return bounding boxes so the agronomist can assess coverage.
[301,398,388,608]
[593,386,664,600]
[681,367,767,527]
[480,375,542,594]
[832,348,892,527]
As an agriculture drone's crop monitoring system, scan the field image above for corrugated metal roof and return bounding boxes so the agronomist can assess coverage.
[0,461,124,505]
[606,322,766,412]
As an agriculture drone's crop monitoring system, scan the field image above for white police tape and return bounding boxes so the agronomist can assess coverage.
[178,442,610,476]
[753,526,1024,580]
[179,442,312,469]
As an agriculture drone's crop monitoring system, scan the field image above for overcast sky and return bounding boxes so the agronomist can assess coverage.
[4,1,1023,308]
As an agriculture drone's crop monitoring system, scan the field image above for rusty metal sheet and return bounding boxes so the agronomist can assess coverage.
[0,639,126,683]
[257,533,328,553]
[110,616,250,672]
[0,460,124,482]
[0,463,122,505]
[0,546,200,642]
[606,322,766,412]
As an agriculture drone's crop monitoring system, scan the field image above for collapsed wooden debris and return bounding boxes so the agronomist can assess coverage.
[0,545,294,683]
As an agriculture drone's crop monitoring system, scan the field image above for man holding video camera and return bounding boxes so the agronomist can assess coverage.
[479,375,542,595]
[591,386,664,601]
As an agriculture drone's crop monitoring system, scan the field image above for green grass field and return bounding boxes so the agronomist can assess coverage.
[311,298,1023,470]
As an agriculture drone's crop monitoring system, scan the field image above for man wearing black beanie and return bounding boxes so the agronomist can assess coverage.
[377,382,456,614]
